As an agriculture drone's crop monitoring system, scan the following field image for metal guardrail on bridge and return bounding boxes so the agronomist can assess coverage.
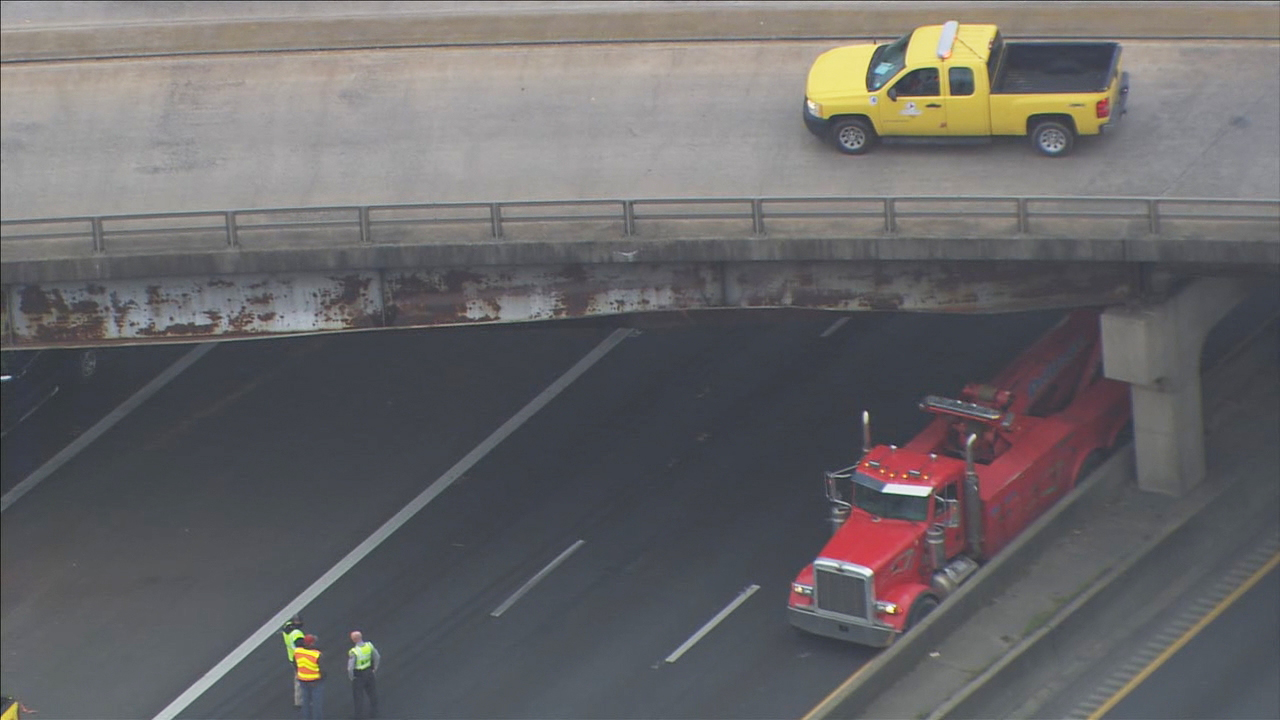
[2,196,1277,260]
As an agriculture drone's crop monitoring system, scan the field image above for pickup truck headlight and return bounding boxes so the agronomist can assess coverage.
[792,582,814,596]
[805,99,822,117]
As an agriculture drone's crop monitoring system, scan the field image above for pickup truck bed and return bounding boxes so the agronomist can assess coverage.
[993,42,1120,94]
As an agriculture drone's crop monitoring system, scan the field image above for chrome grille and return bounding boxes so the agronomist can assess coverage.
[814,564,870,618]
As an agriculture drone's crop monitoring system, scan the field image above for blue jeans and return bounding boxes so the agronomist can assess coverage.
[300,679,324,719]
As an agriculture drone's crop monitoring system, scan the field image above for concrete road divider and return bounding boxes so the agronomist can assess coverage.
[2,1,1277,62]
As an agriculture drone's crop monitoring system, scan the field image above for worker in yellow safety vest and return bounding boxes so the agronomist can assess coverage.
[282,614,305,707]
[295,634,324,720]
[348,630,381,719]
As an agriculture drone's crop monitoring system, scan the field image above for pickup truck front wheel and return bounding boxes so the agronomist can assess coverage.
[831,118,876,155]
[1031,121,1075,157]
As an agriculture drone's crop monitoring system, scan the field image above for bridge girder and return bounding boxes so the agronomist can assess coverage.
[2,260,1141,349]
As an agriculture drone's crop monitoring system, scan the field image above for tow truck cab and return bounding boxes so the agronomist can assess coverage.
[787,310,1131,646]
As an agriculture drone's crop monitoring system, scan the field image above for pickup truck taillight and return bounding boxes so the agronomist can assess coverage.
[1096,97,1111,119]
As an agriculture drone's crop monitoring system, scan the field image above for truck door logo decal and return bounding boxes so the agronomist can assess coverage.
[901,101,922,116]
[891,548,914,575]
[870,96,878,105]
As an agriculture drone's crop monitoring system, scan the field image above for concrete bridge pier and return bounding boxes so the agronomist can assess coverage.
[1100,278,1248,496]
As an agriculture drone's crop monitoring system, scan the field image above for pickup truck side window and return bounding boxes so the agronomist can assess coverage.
[949,67,975,96]
[868,31,913,91]
[894,68,940,97]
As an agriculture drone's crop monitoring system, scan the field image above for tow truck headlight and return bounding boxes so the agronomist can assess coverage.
[792,582,814,596]
[875,600,900,615]
[805,99,822,117]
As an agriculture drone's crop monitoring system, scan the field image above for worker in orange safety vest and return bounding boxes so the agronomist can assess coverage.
[294,634,324,720]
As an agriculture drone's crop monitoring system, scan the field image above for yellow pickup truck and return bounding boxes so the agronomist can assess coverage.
[802,22,1129,157]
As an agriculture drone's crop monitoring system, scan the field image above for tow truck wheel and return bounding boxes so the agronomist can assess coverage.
[831,118,876,155]
[906,595,940,630]
[1031,120,1075,157]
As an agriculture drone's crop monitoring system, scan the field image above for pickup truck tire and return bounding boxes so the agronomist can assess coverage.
[906,595,940,630]
[1031,120,1075,157]
[831,118,876,155]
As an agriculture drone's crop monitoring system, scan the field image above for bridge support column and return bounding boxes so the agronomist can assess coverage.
[1100,279,1247,496]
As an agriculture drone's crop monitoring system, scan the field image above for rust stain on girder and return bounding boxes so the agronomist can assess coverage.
[17,285,108,342]
[321,274,381,328]
[440,269,486,294]
[386,264,691,327]
[3,261,1141,349]
[137,321,218,337]
[19,285,57,316]
[6,273,386,345]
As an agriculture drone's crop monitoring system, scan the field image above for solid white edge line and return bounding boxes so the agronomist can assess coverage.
[491,539,586,618]
[1,342,217,513]
[820,317,850,338]
[664,584,761,664]
[152,327,634,720]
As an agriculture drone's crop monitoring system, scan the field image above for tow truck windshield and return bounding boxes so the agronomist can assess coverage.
[852,472,930,522]
[867,32,912,91]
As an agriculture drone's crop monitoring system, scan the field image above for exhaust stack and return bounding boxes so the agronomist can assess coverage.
[962,433,986,560]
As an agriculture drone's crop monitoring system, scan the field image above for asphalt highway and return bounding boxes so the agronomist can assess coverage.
[1100,565,1280,720]
[2,40,1278,219]
[4,299,1278,719]
[1,310,1065,719]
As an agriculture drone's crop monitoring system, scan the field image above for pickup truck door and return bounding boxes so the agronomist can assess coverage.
[943,65,992,136]
[880,67,947,136]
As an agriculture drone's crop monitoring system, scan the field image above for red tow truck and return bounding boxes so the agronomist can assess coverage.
[787,309,1131,646]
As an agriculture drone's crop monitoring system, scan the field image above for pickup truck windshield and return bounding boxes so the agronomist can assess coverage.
[852,473,929,522]
[868,32,912,91]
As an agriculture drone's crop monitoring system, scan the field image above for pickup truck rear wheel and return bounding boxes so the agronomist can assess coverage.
[831,118,876,155]
[1031,121,1075,157]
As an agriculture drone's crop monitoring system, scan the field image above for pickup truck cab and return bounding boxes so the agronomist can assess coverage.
[803,21,1129,157]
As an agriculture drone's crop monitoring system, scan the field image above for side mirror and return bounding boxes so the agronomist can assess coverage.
[887,87,898,102]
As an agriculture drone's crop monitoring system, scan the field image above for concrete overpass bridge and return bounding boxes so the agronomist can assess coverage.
[1,194,1277,347]
[4,192,1274,501]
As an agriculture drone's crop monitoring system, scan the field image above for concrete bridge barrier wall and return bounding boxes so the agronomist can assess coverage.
[3,2,1277,62]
